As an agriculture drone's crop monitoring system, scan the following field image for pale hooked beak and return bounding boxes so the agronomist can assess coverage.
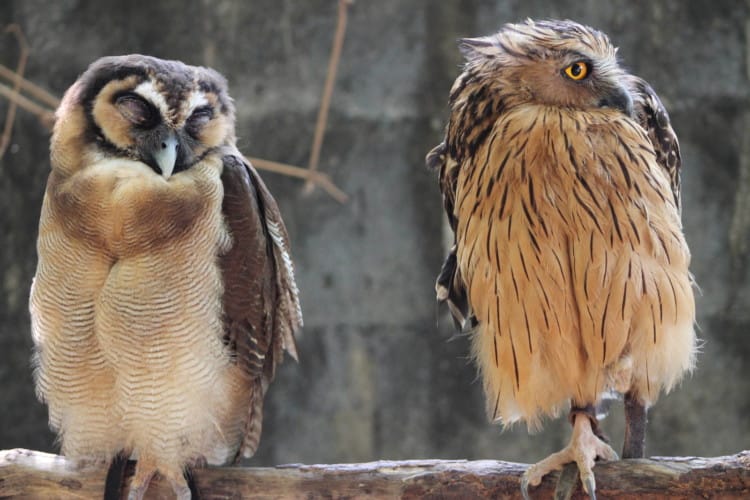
[153,134,178,179]
[599,85,634,118]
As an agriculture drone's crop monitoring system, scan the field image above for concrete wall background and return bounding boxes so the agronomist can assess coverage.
[1,0,749,466]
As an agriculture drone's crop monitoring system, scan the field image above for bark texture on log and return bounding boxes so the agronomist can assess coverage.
[1,448,749,499]
[3,0,750,470]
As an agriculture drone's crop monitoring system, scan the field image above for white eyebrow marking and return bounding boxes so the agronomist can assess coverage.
[187,91,209,114]
[133,80,170,121]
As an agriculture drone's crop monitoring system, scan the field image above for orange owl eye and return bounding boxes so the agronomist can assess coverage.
[564,61,590,81]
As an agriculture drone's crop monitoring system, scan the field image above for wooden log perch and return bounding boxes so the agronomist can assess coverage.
[1,448,749,499]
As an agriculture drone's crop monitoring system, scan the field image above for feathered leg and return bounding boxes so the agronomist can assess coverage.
[126,458,155,500]
[522,406,617,500]
[622,390,647,459]
[165,472,193,500]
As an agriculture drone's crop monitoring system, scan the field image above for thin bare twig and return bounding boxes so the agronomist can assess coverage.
[0,25,29,158]
[248,156,349,203]
[0,82,55,127]
[0,63,60,108]
[303,0,352,194]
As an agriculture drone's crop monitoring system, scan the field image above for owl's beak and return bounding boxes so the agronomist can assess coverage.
[153,134,179,179]
[599,85,634,118]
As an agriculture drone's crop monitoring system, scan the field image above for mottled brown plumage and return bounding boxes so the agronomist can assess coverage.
[30,55,301,500]
[428,20,695,498]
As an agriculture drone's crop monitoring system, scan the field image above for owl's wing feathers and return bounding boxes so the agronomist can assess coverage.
[427,140,476,331]
[221,153,302,371]
[220,154,302,458]
[628,76,682,209]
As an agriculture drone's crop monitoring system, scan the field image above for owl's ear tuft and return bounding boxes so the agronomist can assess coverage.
[458,36,498,60]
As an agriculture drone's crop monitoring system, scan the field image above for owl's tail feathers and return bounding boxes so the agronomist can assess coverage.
[235,379,268,462]
[436,246,476,331]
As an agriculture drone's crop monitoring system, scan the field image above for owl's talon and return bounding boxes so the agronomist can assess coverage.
[522,414,614,499]
[126,484,148,500]
[583,474,597,500]
[520,474,532,500]
[170,482,192,500]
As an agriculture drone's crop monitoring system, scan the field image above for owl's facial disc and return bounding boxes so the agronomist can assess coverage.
[118,85,228,177]
[80,55,235,179]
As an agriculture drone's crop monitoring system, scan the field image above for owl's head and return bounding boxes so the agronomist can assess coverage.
[52,54,236,177]
[459,19,633,116]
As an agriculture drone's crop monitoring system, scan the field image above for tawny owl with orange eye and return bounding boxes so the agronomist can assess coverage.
[428,19,695,499]
[30,55,302,500]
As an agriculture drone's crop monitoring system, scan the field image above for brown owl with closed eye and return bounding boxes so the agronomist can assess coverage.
[30,54,302,500]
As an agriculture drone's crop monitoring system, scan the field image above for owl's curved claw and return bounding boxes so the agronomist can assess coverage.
[520,473,532,500]
[582,473,597,500]
[168,480,192,500]
[126,484,149,500]
[521,414,616,499]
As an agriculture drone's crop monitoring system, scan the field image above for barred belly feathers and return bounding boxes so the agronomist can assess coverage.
[428,19,696,497]
[30,55,301,500]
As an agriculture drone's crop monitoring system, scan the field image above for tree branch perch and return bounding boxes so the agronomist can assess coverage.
[1,448,748,499]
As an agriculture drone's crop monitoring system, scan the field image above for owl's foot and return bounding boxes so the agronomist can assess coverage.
[167,475,193,500]
[126,466,154,500]
[521,412,617,499]
[125,461,194,500]
[125,457,156,500]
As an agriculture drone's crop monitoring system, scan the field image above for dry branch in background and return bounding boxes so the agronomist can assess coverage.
[0,63,59,108]
[0,25,29,157]
[304,0,353,195]
[247,156,349,203]
[0,21,349,203]
[1,448,749,499]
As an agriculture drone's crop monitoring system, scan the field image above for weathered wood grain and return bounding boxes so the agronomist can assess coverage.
[1,448,748,499]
